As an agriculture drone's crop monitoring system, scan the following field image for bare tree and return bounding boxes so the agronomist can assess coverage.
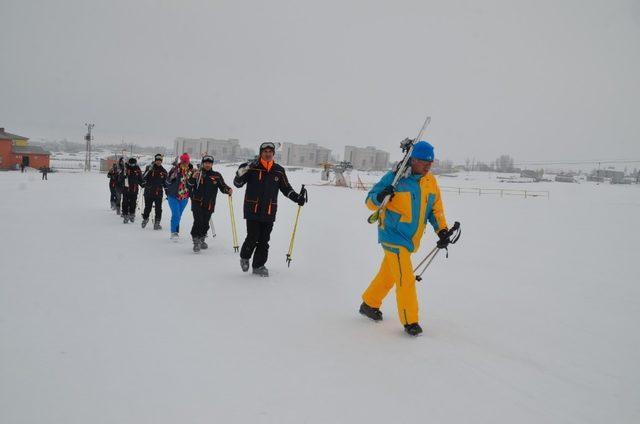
[495,154,515,173]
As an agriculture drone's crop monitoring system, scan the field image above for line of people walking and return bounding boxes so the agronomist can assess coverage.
[106,138,455,337]
[107,142,308,277]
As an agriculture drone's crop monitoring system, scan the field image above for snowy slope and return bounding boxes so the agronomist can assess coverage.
[1,168,639,423]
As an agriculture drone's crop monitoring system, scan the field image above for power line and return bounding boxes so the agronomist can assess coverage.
[514,159,640,166]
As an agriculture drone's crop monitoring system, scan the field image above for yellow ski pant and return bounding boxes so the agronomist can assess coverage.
[362,246,419,325]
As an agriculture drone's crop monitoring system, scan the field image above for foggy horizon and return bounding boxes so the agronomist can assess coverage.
[2,0,639,165]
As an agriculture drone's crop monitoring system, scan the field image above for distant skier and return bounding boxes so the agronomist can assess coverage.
[39,166,49,180]
[360,141,450,337]
[165,153,193,241]
[187,155,232,253]
[140,154,168,230]
[113,157,125,215]
[107,163,119,211]
[233,142,307,277]
[118,157,143,224]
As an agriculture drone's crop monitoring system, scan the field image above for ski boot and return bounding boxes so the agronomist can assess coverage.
[193,237,201,253]
[240,258,250,272]
[129,214,135,223]
[170,232,179,242]
[116,205,121,215]
[110,201,116,210]
[252,266,269,277]
[359,302,383,321]
[200,237,208,250]
[404,323,423,337]
[123,214,129,224]
[141,217,149,228]
[153,220,162,230]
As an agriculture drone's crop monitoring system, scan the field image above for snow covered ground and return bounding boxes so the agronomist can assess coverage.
[1,168,639,423]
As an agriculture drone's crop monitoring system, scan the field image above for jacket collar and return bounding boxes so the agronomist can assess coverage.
[259,158,274,172]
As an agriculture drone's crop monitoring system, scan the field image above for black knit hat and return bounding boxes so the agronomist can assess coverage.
[154,154,163,161]
[128,157,137,165]
[201,155,214,164]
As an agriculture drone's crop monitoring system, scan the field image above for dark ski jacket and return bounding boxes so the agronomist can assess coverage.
[141,163,168,197]
[118,165,143,195]
[166,163,194,199]
[113,159,126,191]
[233,160,300,222]
[107,166,119,189]
[188,169,231,212]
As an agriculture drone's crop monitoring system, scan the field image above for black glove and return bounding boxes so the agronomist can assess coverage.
[437,229,451,249]
[296,187,308,206]
[376,185,395,203]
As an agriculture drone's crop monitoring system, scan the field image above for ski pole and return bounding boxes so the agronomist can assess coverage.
[228,194,239,252]
[413,245,439,272]
[138,187,143,216]
[286,184,306,267]
[367,115,431,224]
[413,221,462,282]
[413,247,441,282]
[210,217,216,238]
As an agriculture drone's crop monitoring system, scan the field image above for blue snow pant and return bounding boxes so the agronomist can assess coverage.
[167,196,189,233]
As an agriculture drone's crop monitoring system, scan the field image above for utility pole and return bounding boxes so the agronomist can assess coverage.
[84,123,94,172]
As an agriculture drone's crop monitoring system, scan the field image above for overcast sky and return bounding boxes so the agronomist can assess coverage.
[1,0,639,163]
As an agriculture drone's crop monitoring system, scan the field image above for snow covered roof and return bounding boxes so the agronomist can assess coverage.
[12,145,51,155]
[0,128,29,140]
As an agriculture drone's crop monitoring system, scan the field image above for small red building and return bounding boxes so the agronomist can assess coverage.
[100,155,121,172]
[0,127,51,170]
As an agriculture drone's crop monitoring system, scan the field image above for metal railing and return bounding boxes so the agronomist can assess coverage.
[314,179,549,199]
[440,186,549,198]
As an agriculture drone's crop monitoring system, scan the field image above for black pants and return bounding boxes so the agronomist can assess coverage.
[191,204,213,238]
[110,186,117,205]
[142,194,162,221]
[240,220,274,268]
[114,189,122,210]
[42,173,47,180]
[122,192,137,216]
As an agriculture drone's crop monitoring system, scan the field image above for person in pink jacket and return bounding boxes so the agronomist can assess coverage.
[165,153,194,241]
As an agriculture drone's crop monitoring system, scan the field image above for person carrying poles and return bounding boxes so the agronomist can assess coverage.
[141,153,168,230]
[359,141,452,337]
[233,141,308,277]
[187,155,232,253]
[118,157,143,224]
